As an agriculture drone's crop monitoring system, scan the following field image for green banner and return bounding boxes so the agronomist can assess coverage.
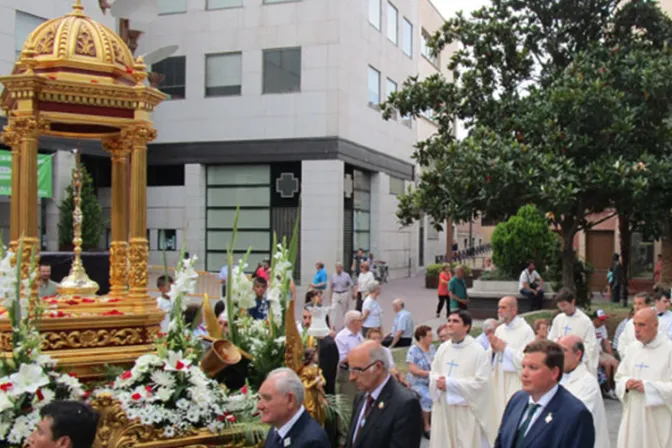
[0,150,53,198]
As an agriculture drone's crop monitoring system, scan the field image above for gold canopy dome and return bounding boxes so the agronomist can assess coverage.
[15,0,139,86]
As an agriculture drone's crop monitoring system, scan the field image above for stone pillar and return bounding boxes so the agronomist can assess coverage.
[103,138,130,298]
[122,125,156,303]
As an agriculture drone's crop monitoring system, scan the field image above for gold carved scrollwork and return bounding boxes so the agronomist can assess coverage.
[102,138,130,162]
[1,127,19,149]
[110,39,127,66]
[35,24,57,55]
[121,125,157,147]
[108,242,129,297]
[75,23,97,57]
[11,117,50,139]
[42,328,144,350]
[128,238,149,292]
[0,333,11,352]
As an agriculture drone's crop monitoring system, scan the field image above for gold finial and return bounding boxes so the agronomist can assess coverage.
[73,0,84,13]
[57,148,100,298]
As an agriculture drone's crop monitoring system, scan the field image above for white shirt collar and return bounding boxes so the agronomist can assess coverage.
[528,384,559,408]
[276,406,305,438]
[506,316,520,329]
[369,375,391,400]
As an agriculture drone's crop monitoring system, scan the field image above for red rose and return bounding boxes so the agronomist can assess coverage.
[0,383,12,392]
[68,372,78,378]
[120,371,132,380]
[217,415,226,422]
[226,415,236,423]
[241,385,248,395]
[82,298,95,303]
[131,393,142,401]
[36,389,44,401]
[175,360,185,370]
[83,391,91,399]
[145,385,153,393]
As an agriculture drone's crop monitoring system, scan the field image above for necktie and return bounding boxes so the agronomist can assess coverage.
[354,395,376,443]
[514,403,541,448]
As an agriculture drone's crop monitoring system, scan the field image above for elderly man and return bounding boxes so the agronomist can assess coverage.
[558,335,610,448]
[335,310,365,398]
[258,368,330,448]
[383,298,414,348]
[344,340,423,448]
[489,296,535,422]
[475,318,499,350]
[329,262,354,330]
[448,265,469,311]
[615,308,672,448]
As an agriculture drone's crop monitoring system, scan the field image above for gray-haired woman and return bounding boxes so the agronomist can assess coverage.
[361,280,382,336]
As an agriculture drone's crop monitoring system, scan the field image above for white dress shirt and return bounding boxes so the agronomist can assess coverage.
[520,384,559,436]
[353,375,391,441]
[276,406,305,439]
[335,327,364,363]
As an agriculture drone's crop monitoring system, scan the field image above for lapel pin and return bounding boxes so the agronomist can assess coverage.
[378,401,384,409]
[284,437,291,447]
[545,413,552,424]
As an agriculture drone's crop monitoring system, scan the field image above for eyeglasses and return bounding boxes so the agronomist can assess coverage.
[348,361,380,375]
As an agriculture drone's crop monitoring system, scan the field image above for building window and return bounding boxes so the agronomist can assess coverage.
[386,2,398,45]
[152,56,186,99]
[264,0,300,3]
[205,53,242,97]
[368,66,380,106]
[263,48,301,94]
[158,0,187,14]
[386,78,397,99]
[368,0,381,30]
[158,229,178,252]
[402,18,413,57]
[15,11,45,60]
[421,29,438,66]
[389,176,404,195]
[207,0,242,9]
[148,164,185,186]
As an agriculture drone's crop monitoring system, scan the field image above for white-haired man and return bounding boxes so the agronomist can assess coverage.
[335,310,365,398]
[476,318,499,351]
[383,298,414,348]
[330,262,354,331]
[258,368,330,448]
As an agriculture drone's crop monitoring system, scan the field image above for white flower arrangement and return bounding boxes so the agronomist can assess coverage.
[266,243,293,322]
[0,240,86,446]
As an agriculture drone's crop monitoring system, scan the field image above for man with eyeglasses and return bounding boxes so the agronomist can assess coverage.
[335,310,365,400]
[344,340,422,448]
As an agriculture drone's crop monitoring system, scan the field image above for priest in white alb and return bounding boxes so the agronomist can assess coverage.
[615,308,672,448]
[615,293,651,359]
[488,296,535,422]
[429,310,496,448]
[558,335,610,448]
[547,288,598,374]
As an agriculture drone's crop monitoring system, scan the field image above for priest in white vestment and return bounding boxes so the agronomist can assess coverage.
[429,310,496,448]
[488,296,535,422]
[615,308,672,448]
[558,335,610,448]
[654,291,672,340]
[547,288,598,374]
[616,293,652,359]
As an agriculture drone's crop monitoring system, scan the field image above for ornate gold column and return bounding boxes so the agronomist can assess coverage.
[1,124,20,251]
[103,138,130,298]
[122,125,156,302]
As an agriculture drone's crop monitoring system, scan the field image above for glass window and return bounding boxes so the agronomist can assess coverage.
[158,229,178,251]
[386,78,397,100]
[354,232,370,251]
[15,11,45,60]
[207,231,271,251]
[207,165,270,186]
[207,252,270,273]
[421,29,438,66]
[207,0,242,9]
[158,0,187,14]
[207,209,270,229]
[205,53,242,97]
[389,176,404,195]
[368,66,380,105]
[354,211,371,231]
[263,47,301,94]
[152,56,186,99]
[207,187,270,207]
[368,0,381,30]
[402,18,413,57]
[386,2,398,45]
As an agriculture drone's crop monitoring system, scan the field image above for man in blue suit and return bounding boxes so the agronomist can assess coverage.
[495,340,595,448]
[258,368,330,448]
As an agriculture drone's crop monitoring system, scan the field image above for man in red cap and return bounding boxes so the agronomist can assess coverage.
[591,309,619,399]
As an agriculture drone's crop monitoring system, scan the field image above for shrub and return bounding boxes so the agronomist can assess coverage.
[479,268,517,281]
[491,205,557,278]
[547,240,594,308]
[58,166,105,249]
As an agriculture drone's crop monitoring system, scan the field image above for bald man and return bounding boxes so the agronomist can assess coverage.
[615,308,672,448]
[488,296,535,422]
[558,335,610,448]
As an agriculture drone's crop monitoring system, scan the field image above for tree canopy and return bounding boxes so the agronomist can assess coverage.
[384,0,672,288]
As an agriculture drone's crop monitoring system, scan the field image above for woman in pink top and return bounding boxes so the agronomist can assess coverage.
[436,264,452,318]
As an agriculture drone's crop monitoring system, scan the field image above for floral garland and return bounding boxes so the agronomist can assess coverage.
[0,240,85,445]
[98,252,258,438]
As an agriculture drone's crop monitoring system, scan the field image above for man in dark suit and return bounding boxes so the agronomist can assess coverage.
[258,368,330,448]
[344,340,423,448]
[495,339,595,448]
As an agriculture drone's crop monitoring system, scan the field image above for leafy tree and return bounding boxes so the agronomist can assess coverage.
[491,205,557,278]
[58,166,105,250]
[384,0,672,290]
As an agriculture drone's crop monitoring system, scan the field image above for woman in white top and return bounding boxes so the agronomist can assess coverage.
[361,280,382,336]
[356,261,375,312]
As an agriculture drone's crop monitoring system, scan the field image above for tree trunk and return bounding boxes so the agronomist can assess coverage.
[661,234,672,284]
[561,226,576,289]
[618,213,631,307]
[445,218,453,262]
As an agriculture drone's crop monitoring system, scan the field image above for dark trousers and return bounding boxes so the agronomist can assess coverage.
[436,295,450,316]
[611,284,621,303]
[356,292,363,312]
[382,335,412,348]
[520,289,544,311]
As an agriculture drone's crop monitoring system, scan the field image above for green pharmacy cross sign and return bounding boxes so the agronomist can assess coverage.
[0,149,53,198]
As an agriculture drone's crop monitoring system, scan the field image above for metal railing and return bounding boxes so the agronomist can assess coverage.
[434,244,492,267]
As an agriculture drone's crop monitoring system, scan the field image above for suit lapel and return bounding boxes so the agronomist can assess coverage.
[521,387,564,448]
[346,394,365,447]
[507,395,529,448]
[355,378,395,447]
